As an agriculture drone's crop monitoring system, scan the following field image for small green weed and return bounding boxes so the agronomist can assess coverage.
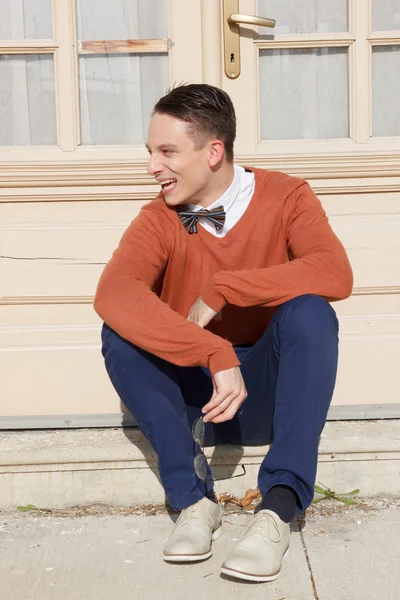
[17,504,52,513]
[313,482,360,505]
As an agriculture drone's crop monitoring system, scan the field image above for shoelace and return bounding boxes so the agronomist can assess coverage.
[177,502,215,528]
[246,512,281,545]
[177,504,197,524]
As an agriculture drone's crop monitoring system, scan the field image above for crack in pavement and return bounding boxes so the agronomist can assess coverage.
[299,527,319,600]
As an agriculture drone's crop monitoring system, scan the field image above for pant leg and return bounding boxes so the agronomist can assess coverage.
[101,323,214,510]
[253,294,339,513]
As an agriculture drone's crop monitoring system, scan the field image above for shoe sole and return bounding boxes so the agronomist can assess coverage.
[220,547,289,582]
[163,525,222,563]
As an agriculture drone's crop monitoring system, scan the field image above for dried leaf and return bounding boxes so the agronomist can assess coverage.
[240,489,261,508]
[217,493,241,506]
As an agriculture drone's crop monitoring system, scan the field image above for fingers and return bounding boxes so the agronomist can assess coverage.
[203,389,247,423]
[209,399,245,423]
[188,311,204,328]
[188,313,205,328]
[203,378,245,413]
[187,298,217,328]
[202,386,222,413]
[187,308,197,323]
[202,367,247,423]
[187,303,199,324]
[202,394,235,422]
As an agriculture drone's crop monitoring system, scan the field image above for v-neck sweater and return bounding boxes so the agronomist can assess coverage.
[94,167,353,375]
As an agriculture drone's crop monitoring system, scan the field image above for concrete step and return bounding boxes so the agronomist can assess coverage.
[1,420,399,510]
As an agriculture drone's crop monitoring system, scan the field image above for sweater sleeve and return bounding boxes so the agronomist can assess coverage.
[94,207,239,375]
[201,182,353,310]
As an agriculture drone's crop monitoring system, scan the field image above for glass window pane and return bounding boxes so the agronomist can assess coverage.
[258,0,348,34]
[372,0,400,31]
[0,0,52,40]
[259,48,348,140]
[79,53,169,145]
[372,46,400,136]
[0,54,56,145]
[77,0,168,40]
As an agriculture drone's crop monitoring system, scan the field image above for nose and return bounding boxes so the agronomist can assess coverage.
[147,153,162,177]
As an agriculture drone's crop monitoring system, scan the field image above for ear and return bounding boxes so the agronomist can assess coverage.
[208,139,225,167]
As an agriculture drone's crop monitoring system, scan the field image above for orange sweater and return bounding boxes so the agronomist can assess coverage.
[94,168,353,375]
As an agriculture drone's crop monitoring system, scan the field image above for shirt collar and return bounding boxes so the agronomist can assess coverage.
[187,165,241,213]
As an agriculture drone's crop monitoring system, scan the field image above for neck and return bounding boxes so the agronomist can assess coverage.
[193,163,235,208]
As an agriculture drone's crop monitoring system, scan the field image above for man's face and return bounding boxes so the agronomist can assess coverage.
[146,112,213,206]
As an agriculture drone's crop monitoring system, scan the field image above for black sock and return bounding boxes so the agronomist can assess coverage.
[206,489,218,504]
[260,485,298,523]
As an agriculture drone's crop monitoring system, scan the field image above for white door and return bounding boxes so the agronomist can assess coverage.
[1,0,400,427]
[218,0,400,413]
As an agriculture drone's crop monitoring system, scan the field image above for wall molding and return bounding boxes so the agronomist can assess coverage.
[0,296,94,306]
[0,189,157,203]
[352,286,400,296]
[0,40,58,54]
[255,33,354,50]
[0,162,151,188]
[2,286,400,306]
[3,181,400,202]
[2,155,400,198]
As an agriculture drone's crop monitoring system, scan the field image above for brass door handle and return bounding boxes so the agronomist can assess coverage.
[223,0,276,79]
[228,13,276,29]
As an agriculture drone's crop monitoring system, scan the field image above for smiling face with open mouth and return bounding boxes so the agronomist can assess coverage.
[146,112,222,208]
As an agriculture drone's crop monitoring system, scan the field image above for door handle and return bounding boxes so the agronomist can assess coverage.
[223,0,275,79]
[228,14,276,29]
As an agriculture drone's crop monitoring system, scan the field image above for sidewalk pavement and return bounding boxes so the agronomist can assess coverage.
[1,498,399,600]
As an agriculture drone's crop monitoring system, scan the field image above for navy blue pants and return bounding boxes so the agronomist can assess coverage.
[101,294,339,513]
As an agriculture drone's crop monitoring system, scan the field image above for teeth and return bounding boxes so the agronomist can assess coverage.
[161,179,176,186]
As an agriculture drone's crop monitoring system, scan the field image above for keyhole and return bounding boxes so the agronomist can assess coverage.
[230,53,235,63]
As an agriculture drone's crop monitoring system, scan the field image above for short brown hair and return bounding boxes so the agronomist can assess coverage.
[153,83,236,162]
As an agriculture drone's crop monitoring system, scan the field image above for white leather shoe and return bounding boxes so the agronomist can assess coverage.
[163,497,222,562]
[221,509,290,582]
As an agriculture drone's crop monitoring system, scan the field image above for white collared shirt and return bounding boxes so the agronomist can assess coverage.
[186,165,255,238]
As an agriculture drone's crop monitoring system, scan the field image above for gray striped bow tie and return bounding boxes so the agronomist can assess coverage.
[176,205,226,234]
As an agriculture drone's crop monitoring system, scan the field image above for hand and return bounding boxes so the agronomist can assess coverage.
[202,367,247,424]
[188,296,220,328]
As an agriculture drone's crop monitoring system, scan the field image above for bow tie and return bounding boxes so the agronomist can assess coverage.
[176,205,226,234]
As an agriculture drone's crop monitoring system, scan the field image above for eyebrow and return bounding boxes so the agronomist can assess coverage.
[145,144,178,152]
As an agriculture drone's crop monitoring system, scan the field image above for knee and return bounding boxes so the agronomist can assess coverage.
[279,295,338,343]
[101,322,140,363]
